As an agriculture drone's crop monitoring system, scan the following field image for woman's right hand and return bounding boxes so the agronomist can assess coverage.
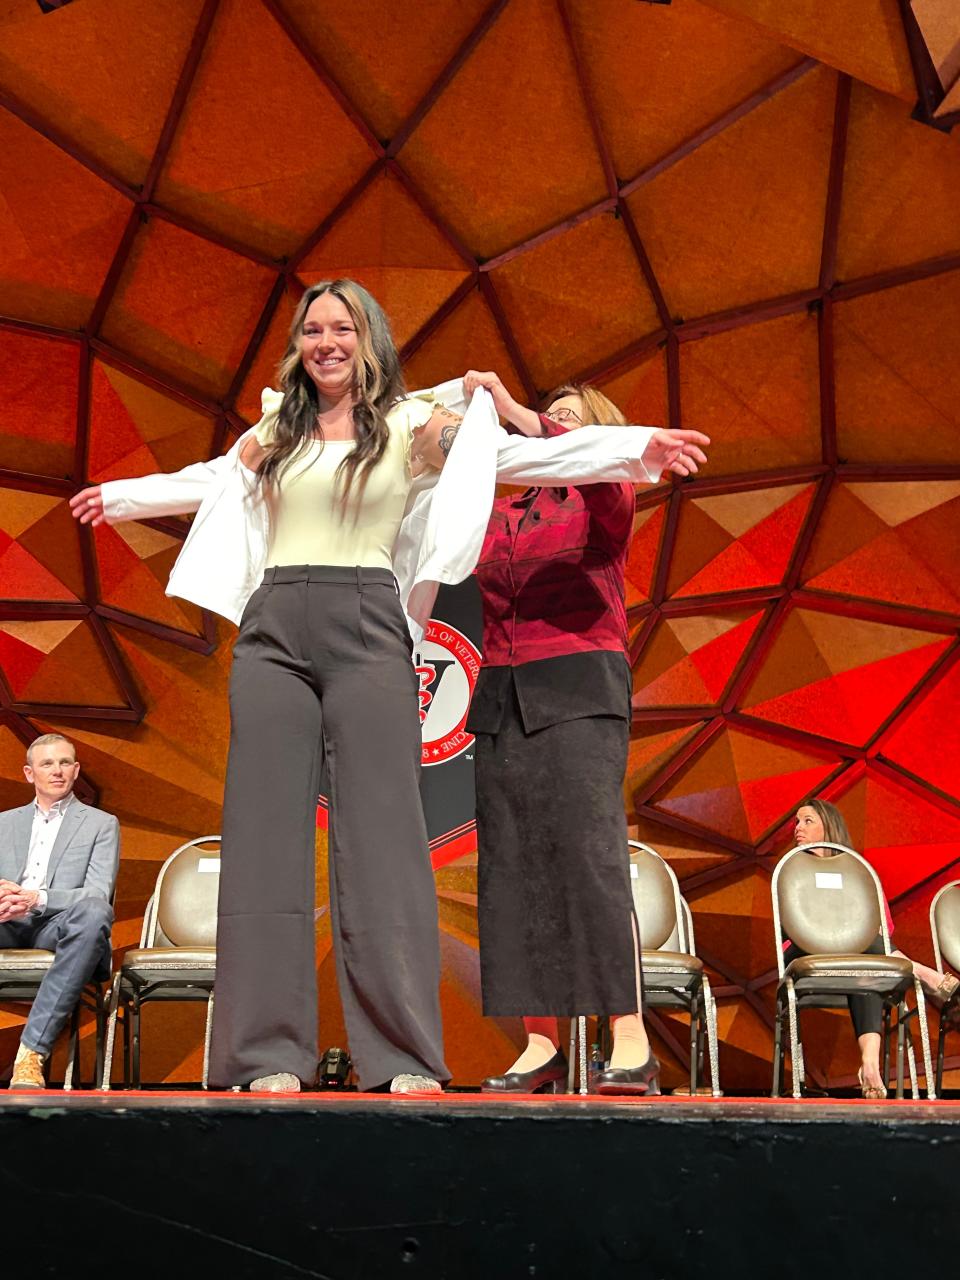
[464,370,517,420]
[69,485,105,526]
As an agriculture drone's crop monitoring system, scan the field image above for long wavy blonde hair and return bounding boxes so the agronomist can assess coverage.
[257,279,404,497]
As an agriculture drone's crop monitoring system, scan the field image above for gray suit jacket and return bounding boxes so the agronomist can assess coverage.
[0,797,120,915]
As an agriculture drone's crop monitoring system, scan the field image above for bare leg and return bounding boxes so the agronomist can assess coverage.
[892,949,955,1001]
[505,1016,560,1073]
[609,1012,651,1069]
[858,1031,885,1096]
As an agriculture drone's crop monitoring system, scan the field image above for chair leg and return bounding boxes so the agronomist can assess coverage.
[99,974,122,1093]
[913,980,936,1101]
[702,976,720,1098]
[63,1003,81,1092]
[906,1038,918,1100]
[132,994,142,1089]
[689,989,699,1094]
[567,1018,577,1094]
[94,987,107,1089]
[936,1017,946,1098]
[772,991,784,1098]
[786,980,802,1099]
[202,991,214,1090]
[895,1001,906,1099]
[578,1016,588,1096]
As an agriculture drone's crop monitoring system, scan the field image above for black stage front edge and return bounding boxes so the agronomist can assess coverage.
[1,1092,956,1278]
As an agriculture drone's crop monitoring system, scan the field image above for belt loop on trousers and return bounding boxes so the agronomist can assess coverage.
[355,565,363,594]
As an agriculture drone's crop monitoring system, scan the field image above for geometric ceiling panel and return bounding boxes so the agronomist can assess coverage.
[625,65,836,317]
[668,482,815,598]
[836,80,960,280]
[89,360,217,483]
[235,283,300,424]
[298,169,471,350]
[155,0,375,258]
[492,212,662,391]
[276,0,491,140]
[881,654,960,803]
[630,810,737,883]
[0,618,128,709]
[740,607,954,745]
[802,481,960,614]
[0,490,84,602]
[401,288,526,405]
[623,721,708,817]
[649,724,840,844]
[685,866,775,982]
[566,0,803,182]
[679,311,821,475]
[597,347,669,431]
[99,217,277,398]
[632,608,765,707]
[93,522,205,638]
[625,501,667,610]
[398,0,609,259]
[0,0,203,188]
[0,109,132,330]
[700,0,916,100]
[831,767,960,901]
[0,330,78,476]
[834,270,960,465]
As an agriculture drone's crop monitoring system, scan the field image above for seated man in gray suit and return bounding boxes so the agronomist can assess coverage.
[0,733,119,1090]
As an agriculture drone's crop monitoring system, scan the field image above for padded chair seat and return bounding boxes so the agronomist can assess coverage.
[641,950,704,978]
[121,947,216,984]
[784,953,912,992]
[0,949,55,973]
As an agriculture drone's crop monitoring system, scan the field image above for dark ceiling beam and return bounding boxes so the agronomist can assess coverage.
[223,274,290,413]
[480,198,617,273]
[871,639,960,753]
[631,715,725,809]
[0,315,80,343]
[285,161,384,275]
[864,637,960,758]
[0,87,139,201]
[789,588,959,633]
[0,469,73,497]
[95,605,216,656]
[87,611,145,718]
[635,800,755,859]
[897,0,954,127]
[832,251,960,301]
[387,159,479,271]
[870,756,960,822]
[556,0,617,198]
[400,275,477,365]
[619,57,817,199]
[659,587,786,615]
[675,288,820,343]
[818,296,838,468]
[477,274,539,403]
[575,328,667,387]
[87,0,221,339]
[140,202,282,270]
[819,74,851,294]
[386,0,511,156]
[259,0,383,158]
[88,340,223,416]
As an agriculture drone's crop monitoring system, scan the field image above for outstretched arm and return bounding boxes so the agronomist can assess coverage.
[494,424,709,487]
[69,454,231,526]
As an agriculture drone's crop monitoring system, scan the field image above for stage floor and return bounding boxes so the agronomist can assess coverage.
[2,1087,958,1277]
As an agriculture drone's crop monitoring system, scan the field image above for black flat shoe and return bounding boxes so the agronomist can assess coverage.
[594,1052,660,1096]
[481,1049,567,1094]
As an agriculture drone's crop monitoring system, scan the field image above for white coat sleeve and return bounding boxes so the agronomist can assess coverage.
[494,424,662,486]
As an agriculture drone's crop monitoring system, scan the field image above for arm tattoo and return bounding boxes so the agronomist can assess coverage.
[438,422,461,457]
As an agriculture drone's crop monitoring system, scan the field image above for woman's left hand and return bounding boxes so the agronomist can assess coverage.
[642,429,710,478]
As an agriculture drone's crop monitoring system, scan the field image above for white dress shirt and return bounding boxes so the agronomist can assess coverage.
[19,793,73,916]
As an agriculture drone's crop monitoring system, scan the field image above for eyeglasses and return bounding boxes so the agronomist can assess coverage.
[548,407,582,424]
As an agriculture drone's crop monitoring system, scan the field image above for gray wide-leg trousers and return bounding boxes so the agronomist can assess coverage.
[0,897,113,1056]
[208,565,449,1092]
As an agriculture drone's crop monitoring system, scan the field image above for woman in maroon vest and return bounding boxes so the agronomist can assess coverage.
[464,371,709,1094]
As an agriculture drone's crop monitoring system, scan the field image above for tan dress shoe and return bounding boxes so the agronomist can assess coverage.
[10,1048,46,1091]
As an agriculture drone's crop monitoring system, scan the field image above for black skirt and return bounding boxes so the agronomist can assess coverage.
[473,658,640,1017]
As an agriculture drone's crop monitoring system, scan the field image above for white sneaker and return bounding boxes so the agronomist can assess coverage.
[249,1072,301,1093]
[390,1074,442,1093]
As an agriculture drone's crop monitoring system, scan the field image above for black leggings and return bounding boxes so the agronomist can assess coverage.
[783,936,885,1038]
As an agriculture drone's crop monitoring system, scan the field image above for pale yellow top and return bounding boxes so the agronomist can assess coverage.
[256,397,435,570]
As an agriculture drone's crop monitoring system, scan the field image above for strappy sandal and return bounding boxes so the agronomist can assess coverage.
[858,1067,887,1100]
[935,973,960,1028]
